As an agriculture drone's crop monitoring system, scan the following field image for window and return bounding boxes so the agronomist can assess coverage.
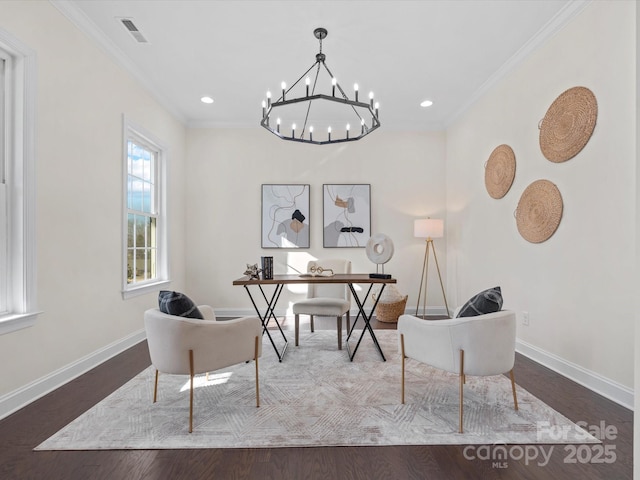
[122,118,168,298]
[0,29,38,335]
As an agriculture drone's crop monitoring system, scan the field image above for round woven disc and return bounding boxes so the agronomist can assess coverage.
[485,144,516,199]
[539,86,597,163]
[515,180,563,243]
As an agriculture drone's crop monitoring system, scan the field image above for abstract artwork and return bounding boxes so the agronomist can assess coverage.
[262,184,310,248]
[323,184,371,248]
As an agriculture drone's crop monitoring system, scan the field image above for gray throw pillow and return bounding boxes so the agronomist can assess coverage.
[456,286,503,318]
[158,291,204,319]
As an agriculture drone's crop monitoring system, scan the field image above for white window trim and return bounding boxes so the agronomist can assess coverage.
[0,29,39,335]
[122,116,169,299]
[0,58,7,314]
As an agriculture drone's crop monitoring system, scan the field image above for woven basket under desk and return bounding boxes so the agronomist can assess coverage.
[372,295,408,323]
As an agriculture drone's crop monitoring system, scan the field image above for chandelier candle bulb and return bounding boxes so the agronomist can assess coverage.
[292,124,296,138]
[309,126,313,141]
[361,118,365,134]
[375,102,379,117]
[346,124,350,139]
[369,91,374,108]
[266,91,271,108]
[332,77,337,96]
[276,117,281,133]
[262,101,266,117]
[281,82,286,101]
[305,77,310,96]
[328,126,332,141]
[354,83,359,102]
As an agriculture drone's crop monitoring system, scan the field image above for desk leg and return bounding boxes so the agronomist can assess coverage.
[345,283,387,362]
[345,284,373,341]
[243,284,288,362]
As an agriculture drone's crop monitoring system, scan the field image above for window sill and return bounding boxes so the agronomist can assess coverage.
[0,311,42,335]
[122,280,171,300]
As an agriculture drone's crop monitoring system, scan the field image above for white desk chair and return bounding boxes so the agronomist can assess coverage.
[293,259,351,349]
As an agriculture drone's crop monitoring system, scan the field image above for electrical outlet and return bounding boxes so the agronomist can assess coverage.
[522,311,530,326]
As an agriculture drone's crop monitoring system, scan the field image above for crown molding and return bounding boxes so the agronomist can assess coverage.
[49,0,187,125]
[444,0,592,128]
[49,0,590,135]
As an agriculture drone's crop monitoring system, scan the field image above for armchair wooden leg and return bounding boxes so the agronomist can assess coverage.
[295,314,300,346]
[255,336,260,408]
[337,316,342,350]
[400,334,406,404]
[310,315,314,333]
[459,349,465,434]
[189,350,194,434]
[153,369,159,403]
[510,369,519,411]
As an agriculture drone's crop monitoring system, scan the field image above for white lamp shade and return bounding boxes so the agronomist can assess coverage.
[414,218,444,239]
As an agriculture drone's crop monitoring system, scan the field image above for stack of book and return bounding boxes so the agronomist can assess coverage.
[261,256,273,279]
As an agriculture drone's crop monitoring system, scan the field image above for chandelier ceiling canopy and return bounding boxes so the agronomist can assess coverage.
[260,27,380,145]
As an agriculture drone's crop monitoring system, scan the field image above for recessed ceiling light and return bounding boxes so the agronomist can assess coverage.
[420,100,433,108]
[200,96,214,104]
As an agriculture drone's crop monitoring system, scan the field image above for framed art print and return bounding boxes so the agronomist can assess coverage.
[323,184,371,247]
[262,184,310,248]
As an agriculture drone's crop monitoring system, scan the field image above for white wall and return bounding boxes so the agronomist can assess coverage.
[635,0,639,475]
[446,0,635,392]
[0,2,188,398]
[185,128,447,317]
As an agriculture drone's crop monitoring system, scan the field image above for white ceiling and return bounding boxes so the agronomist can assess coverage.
[53,0,586,131]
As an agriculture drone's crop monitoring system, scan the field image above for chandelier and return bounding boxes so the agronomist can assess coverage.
[260,27,380,145]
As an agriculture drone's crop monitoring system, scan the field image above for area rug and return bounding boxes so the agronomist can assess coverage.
[35,330,598,450]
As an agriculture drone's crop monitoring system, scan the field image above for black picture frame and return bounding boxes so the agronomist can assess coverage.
[261,184,310,248]
[323,184,371,248]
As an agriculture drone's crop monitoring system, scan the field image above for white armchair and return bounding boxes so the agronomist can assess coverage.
[397,310,518,433]
[144,306,262,433]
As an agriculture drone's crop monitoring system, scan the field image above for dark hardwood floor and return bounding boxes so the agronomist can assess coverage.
[0,317,633,480]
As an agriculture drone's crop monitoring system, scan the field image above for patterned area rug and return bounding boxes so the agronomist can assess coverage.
[36,330,598,450]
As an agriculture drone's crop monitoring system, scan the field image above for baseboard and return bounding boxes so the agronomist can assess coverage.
[0,329,146,421]
[516,338,634,411]
[1,323,631,421]
[409,306,451,318]
[216,306,449,319]
[223,308,632,410]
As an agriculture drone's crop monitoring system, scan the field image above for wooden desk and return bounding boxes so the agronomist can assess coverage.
[233,274,397,362]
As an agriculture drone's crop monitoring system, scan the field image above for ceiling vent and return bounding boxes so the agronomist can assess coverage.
[118,18,149,44]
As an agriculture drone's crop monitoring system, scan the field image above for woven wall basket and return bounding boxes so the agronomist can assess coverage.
[539,86,597,163]
[515,179,563,243]
[485,144,516,199]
